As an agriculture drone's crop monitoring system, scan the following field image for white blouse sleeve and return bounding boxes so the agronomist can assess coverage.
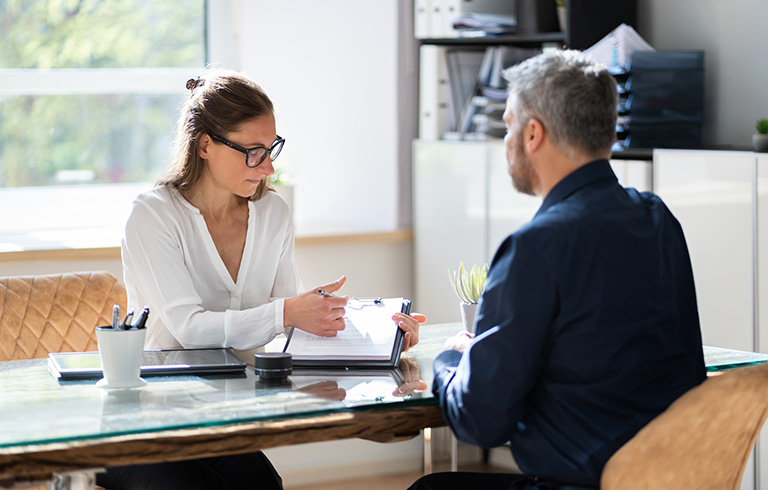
[121,192,300,351]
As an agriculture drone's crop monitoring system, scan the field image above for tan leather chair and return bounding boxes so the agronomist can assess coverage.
[0,271,125,489]
[601,362,768,490]
[0,271,127,361]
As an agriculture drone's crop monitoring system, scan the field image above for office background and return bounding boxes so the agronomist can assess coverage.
[1,0,767,487]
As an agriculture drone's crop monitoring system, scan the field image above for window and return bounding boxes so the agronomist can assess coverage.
[0,0,205,188]
[0,0,206,251]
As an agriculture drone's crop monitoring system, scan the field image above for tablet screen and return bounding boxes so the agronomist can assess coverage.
[49,348,246,379]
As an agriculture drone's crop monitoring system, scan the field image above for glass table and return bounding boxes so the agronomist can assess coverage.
[0,323,461,489]
[1,323,765,489]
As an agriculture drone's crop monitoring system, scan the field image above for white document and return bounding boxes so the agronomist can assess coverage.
[284,297,406,364]
[583,23,655,70]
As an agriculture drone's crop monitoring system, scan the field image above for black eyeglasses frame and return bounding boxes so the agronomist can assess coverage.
[209,134,285,168]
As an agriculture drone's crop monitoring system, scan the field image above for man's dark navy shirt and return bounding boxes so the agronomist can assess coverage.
[433,160,706,486]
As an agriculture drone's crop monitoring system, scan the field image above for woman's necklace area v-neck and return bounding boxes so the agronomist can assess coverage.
[181,189,252,287]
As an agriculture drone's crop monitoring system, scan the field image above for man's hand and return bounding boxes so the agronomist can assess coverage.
[443,330,474,353]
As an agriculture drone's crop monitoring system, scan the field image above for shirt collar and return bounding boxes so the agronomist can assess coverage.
[535,159,616,217]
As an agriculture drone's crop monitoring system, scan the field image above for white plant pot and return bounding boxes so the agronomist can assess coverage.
[753,134,768,152]
[460,303,478,332]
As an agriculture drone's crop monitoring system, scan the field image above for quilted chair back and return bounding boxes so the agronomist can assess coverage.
[0,271,127,361]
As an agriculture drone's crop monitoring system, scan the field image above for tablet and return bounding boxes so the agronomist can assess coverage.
[48,348,247,380]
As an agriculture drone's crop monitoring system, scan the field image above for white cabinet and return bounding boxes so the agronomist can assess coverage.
[758,154,768,356]
[413,140,651,323]
[413,140,489,324]
[653,150,755,352]
[654,149,768,490]
[758,155,768,490]
[486,143,542,263]
[413,140,540,323]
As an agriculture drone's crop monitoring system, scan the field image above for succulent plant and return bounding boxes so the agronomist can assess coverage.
[448,262,489,304]
[756,118,768,135]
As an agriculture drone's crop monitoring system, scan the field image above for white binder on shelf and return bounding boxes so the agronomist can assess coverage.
[439,0,462,39]
[419,45,451,140]
[430,0,442,38]
[414,0,432,39]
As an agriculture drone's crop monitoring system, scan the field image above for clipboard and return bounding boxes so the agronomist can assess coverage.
[284,298,411,369]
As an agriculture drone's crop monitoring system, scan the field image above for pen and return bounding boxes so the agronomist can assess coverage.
[122,310,134,329]
[316,288,339,298]
[112,304,121,330]
[132,306,150,329]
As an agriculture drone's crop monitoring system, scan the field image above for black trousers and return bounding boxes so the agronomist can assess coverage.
[96,451,282,490]
[408,472,597,490]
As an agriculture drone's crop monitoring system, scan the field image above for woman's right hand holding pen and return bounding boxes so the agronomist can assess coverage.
[284,276,348,337]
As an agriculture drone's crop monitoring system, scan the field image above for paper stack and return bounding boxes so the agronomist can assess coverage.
[583,23,654,71]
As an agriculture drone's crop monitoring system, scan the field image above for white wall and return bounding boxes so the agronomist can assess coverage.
[234,0,417,232]
[638,0,768,148]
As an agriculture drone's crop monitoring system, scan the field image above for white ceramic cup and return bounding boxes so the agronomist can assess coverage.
[95,326,147,389]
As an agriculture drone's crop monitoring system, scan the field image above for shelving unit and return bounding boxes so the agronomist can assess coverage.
[412,1,643,322]
[421,32,566,47]
[416,0,639,141]
[417,1,637,49]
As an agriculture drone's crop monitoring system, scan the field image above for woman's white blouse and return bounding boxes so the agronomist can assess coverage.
[121,186,303,351]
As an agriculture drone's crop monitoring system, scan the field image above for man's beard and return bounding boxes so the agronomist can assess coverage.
[509,134,536,196]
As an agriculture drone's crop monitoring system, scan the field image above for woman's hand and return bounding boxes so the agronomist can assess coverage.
[298,380,347,401]
[392,311,427,352]
[393,356,428,397]
[284,276,348,337]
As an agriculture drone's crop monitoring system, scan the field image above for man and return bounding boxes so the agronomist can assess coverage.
[410,50,706,489]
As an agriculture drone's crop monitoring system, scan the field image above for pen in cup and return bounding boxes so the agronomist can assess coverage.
[122,310,134,329]
[112,305,121,330]
[132,307,150,330]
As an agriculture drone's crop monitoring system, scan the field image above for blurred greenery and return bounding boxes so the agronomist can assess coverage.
[0,0,205,187]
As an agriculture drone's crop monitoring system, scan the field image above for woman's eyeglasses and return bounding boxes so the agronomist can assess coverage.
[210,134,285,168]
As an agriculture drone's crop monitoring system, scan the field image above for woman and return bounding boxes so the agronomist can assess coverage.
[101,69,423,490]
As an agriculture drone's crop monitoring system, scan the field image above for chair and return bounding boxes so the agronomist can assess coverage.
[0,271,125,489]
[601,362,768,490]
[0,271,127,361]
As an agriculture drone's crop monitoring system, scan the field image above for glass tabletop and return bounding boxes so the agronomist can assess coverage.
[0,324,459,451]
[703,345,768,372]
[1,322,765,450]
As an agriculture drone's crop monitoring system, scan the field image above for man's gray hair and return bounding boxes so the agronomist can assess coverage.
[502,50,618,157]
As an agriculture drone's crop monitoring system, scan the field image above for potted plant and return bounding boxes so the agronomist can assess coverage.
[753,118,768,152]
[270,163,294,214]
[448,262,489,331]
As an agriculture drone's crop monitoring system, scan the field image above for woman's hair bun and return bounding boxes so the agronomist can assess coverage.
[186,77,205,91]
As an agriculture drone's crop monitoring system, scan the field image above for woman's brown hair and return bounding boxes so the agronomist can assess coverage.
[159,69,275,200]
